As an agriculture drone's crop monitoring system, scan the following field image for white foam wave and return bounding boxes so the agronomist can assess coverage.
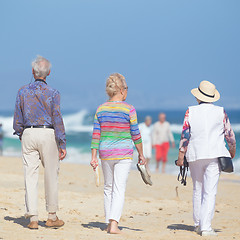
[0,110,239,139]
[171,123,240,134]
[0,110,93,138]
[63,147,91,165]
[0,115,15,138]
[63,110,93,133]
[3,147,22,157]
[233,158,240,174]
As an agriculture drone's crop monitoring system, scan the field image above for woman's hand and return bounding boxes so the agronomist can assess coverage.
[90,157,99,171]
[138,155,147,165]
[176,151,184,166]
[229,149,236,159]
[176,158,184,166]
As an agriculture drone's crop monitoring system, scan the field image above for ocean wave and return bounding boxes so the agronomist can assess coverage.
[0,110,239,139]
[0,110,92,138]
[63,110,93,133]
[171,123,240,134]
[233,158,240,174]
[0,115,16,138]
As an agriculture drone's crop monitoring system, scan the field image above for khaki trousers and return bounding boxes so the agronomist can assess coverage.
[21,128,60,217]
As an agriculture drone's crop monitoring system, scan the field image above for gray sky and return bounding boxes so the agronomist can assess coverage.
[1,0,240,111]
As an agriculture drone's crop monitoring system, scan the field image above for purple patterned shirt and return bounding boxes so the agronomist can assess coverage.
[13,80,66,149]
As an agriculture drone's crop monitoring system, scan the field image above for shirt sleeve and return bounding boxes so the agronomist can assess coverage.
[179,109,190,153]
[91,109,101,149]
[168,123,174,143]
[129,106,142,145]
[13,90,24,139]
[223,110,236,151]
[151,123,157,145]
[51,90,66,150]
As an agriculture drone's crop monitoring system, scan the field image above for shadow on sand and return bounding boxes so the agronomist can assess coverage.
[167,224,221,233]
[4,216,45,229]
[82,221,143,232]
[167,224,195,232]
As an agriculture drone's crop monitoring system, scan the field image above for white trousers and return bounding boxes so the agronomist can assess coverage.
[101,159,132,223]
[21,128,60,217]
[143,142,152,159]
[189,158,220,231]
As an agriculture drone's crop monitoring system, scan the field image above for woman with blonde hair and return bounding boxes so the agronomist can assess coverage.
[90,73,146,234]
[176,80,236,236]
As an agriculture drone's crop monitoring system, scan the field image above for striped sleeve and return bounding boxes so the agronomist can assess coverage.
[91,110,101,149]
[129,106,142,145]
[179,109,190,153]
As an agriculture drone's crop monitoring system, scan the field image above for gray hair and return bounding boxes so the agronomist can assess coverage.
[145,116,152,121]
[32,55,52,78]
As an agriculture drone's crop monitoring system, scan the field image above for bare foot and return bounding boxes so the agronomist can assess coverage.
[109,227,122,234]
[104,224,110,232]
[108,220,122,234]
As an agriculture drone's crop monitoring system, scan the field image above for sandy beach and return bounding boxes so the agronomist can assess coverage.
[0,156,240,240]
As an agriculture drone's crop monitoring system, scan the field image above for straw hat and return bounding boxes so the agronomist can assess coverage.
[191,80,220,103]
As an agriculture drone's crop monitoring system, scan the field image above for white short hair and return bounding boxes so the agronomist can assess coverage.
[32,55,52,78]
[145,116,152,121]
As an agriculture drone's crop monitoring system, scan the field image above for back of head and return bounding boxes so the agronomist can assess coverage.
[106,73,126,98]
[32,55,52,78]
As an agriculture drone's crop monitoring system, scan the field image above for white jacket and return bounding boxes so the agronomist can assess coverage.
[186,104,230,162]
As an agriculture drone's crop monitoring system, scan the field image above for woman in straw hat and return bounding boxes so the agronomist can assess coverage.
[176,80,236,237]
[90,73,146,234]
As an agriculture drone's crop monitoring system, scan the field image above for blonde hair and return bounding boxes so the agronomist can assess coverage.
[106,73,127,98]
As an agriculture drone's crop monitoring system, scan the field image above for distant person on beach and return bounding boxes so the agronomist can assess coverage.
[13,56,66,230]
[90,73,146,234]
[0,123,3,155]
[139,116,153,172]
[152,113,175,173]
[176,80,236,236]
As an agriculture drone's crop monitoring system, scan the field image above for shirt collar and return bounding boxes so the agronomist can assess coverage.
[35,79,47,85]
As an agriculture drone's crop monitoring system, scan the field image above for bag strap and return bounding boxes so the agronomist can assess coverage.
[177,157,189,186]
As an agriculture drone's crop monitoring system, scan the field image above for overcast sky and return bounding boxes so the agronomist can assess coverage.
[1,0,240,112]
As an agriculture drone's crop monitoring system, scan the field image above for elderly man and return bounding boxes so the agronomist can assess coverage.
[13,56,66,229]
[152,113,175,173]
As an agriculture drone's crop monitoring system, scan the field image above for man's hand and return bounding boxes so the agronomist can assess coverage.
[59,149,67,160]
[90,157,99,171]
[171,142,175,148]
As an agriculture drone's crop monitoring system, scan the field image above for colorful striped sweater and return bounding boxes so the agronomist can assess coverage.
[91,101,142,160]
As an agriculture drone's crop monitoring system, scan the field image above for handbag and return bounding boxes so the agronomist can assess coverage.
[218,157,234,173]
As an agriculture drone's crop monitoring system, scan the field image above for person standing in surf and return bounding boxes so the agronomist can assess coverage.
[152,113,175,173]
[90,73,146,234]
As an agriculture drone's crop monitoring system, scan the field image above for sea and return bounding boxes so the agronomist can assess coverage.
[0,109,239,175]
